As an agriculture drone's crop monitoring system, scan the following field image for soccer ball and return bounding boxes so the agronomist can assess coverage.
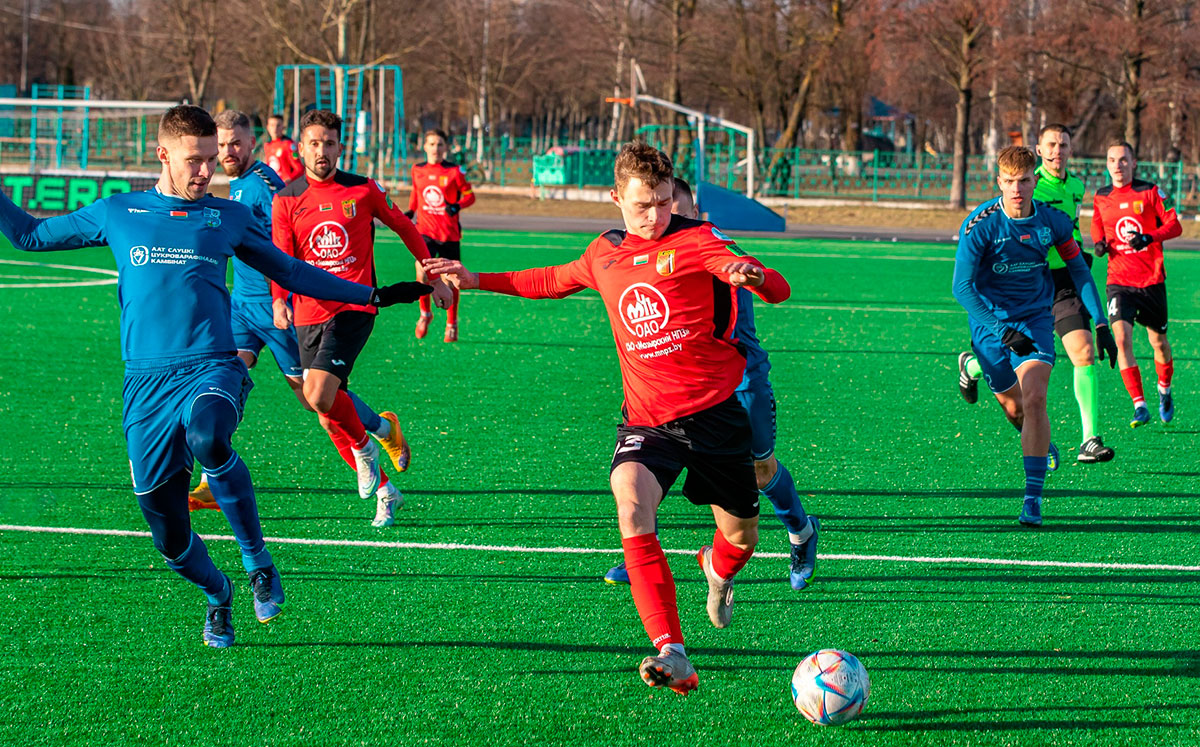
[790,649,870,726]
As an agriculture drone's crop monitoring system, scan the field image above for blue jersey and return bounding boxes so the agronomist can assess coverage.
[734,287,770,390]
[0,186,373,364]
[229,161,285,303]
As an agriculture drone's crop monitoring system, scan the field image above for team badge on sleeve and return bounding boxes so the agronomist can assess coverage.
[656,249,676,276]
[342,199,356,218]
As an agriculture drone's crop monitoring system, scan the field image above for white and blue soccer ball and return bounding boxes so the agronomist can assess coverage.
[790,649,870,726]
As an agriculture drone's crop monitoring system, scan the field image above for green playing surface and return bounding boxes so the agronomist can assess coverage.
[1,230,1197,746]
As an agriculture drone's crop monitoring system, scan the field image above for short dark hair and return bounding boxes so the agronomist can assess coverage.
[1105,137,1135,159]
[613,141,673,192]
[1039,123,1071,140]
[300,109,342,139]
[213,109,251,131]
[158,105,216,142]
[672,176,693,202]
[424,128,449,142]
[268,113,285,121]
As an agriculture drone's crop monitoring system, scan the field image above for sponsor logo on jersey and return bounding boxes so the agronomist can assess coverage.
[1115,216,1143,246]
[203,207,221,228]
[127,208,149,214]
[422,185,445,209]
[342,199,356,218]
[991,261,1043,275]
[619,283,670,338]
[130,245,149,266]
[602,259,618,270]
[656,249,675,276]
[308,221,351,258]
[633,255,648,266]
[319,203,333,212]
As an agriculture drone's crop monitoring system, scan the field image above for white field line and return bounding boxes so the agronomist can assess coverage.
[0,258,117,288]
[2,524,1197,572]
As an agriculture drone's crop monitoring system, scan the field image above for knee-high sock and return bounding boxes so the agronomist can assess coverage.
[966,356,983,379]
[206,451,273,573]
[1156,359,1174,391]
[346,390,383,434]
[165,532,230,605]
[1074,364,1099,441]
[1023,456,1047,501]
[622,533,683,650]
[1120,366,1145,407]
[711,528,755,580]
[762,462,808,535]
[419,295,432,315]
[446,287,460,325]
[323,389,368,446]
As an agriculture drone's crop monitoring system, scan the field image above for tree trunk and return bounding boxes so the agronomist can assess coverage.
[950,73,971,209]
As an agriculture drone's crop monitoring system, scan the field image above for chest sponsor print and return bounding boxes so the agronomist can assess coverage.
[308,221,351,260]
[619,283,670,338]
[1115,216,1144,247]
[422,184,445,208]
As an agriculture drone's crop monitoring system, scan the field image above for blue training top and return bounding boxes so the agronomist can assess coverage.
[951,196,1107,338]
[0,186,373,365]
[229,161,285,303]
[734,287,770,390]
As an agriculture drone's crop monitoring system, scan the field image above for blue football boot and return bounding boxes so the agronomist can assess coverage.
[1018,497,1043,527]
[203,575,235,648]
[1046,443,1059,472]
[1159,390,1174,424]
[789,517,820,590]
[604,561,630,585]
[1130,405,1151,428]
[249,565,285,623]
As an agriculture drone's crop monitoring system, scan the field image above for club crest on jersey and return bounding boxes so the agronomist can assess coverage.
[439,176,448,187]
[342,199,356,218]
[1133,201,1144,214]
[130,245,149,266]
[308,221,350,258]
[1037,227,1052,246]
[618,283,670,338]
[656,249,675,276]
[203,207,221,228]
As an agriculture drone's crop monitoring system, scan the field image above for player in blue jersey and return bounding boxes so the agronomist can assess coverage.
[187,110,411,521]
[0,105,431,648]
[604,177,819,588]
[951,146,1116,527]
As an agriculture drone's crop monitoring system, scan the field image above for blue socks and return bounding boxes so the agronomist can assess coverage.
[347,390,382,434]
[763,462,809,535]
[165,533,230,605]
[206,451,273,573]
[1022,455,1047,500]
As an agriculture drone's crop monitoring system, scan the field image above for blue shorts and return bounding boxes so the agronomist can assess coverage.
[735,378,777,461]
[969,314,1056,394]
[231,299,303,378]
[122,355,253,494]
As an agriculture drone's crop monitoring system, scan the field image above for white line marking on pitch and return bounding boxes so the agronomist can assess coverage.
[0,258,118,288]
[2,524,1196,572]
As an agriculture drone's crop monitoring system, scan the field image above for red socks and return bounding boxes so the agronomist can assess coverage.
[1156,359,1174,390]
[1120,366,1146,407]
[419,295,432,315]
[321,389,388,485]
[711,528,755,579]
[446,287,460,325]
[622,533,683,650]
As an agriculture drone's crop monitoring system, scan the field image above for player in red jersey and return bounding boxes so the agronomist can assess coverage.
[272,109,452,526]
[262,113,304,183]
[408,129,476,342]
[424,143,791,695]
[1091,138,1183,427]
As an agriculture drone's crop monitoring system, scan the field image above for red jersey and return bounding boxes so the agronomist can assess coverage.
[271,171,431,326]
[408,160,476,242]
[478,217,790,427]
[1091,179,1182,288]
[262,138,304,183]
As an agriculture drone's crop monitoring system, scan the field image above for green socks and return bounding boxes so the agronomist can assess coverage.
[1074,364,1100,441]
[966,356,983,379]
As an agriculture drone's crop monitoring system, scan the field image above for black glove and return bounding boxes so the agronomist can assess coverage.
[1128,232,1153,250]
[1001,328,1036,356]
[403,209,415,220]
[445,202,460,217]
[1093,240,1108,257]
[1095,324,1118,369]
[370,282,433,307]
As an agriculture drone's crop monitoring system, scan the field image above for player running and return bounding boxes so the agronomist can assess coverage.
[424,143,791,695]
[272,109,452,527]
[408,129,475,343]
[0,105,429,647]
[957,125,1117,463]
[603,176,819,590]
[188,110,412,519]
[262,113,304,183]
[952,146,1115,527]
[1091,138,1183,427]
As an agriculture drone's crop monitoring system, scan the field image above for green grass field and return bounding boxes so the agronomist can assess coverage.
[1,229,1198,746]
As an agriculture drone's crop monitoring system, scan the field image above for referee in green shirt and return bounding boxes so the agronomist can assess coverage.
[958,124,1116,463]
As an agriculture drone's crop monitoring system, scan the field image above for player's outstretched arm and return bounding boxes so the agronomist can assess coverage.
[0,188,106,252]
[422,256,591,299]
[422,258,479,289]
[720,260,790,303]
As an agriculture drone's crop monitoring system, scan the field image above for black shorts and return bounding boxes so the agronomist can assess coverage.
[1106,282,1168,334]
[1051,255,1094,337]
[422,236,461,261]
[295,310,376,386]
[610,395,759,519]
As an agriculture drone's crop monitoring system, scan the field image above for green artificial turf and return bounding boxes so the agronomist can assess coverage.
[1,230,1197,746]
